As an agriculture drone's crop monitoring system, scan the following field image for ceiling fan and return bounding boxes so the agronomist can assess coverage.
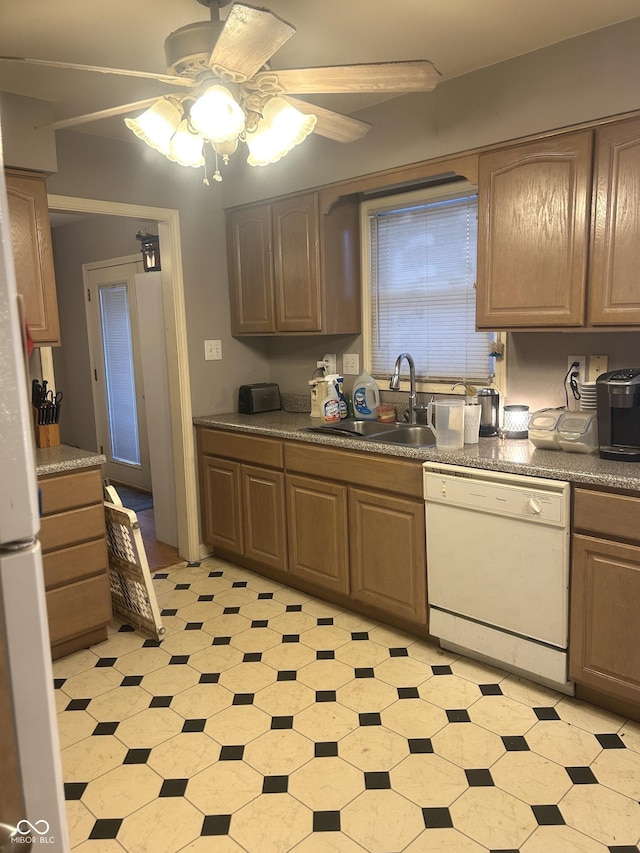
[0,0,441,183]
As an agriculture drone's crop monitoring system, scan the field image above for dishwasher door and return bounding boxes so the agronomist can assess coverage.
[424,463,571,689]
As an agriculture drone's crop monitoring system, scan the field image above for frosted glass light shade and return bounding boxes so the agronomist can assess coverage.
[503,404,530,438]
[125,98,182,155]
[190,85,246,143]
[246,97,317,167]
[167,119,205,167]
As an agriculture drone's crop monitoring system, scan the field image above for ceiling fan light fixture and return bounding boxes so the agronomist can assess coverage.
[167,119,206,167]
[246,97,317,167]
[124,97,183,156]
[190,84,246,143]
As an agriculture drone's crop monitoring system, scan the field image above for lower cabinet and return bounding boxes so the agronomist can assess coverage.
[198,429,287,573]
[349,488,426,624]
[196,427,428,633]
[242,465,287,572]
[570,487,640,709]
[570,534,640,705]
[286,474,349,593]
[38,466,112,659]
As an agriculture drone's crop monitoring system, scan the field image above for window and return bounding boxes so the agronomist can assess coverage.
[99,284,141,466]
[362,181,502,392]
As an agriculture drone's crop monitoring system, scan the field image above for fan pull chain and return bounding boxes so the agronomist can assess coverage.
[213,151,222,182]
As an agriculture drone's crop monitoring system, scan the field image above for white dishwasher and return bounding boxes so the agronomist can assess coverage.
[424,461,573,694]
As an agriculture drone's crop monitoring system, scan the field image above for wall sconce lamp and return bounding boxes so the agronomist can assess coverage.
[503,404,530,439]
[136,231,161,272]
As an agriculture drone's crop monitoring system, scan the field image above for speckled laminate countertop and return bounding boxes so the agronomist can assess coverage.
[193,411,640,492]
[36,445,106,477]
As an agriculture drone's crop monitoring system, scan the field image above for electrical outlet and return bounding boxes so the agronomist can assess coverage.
[588,354,608,382]
[204,340,222,361]
[567,355,586,385]
[343,353,359,375]
[322,353,337,374]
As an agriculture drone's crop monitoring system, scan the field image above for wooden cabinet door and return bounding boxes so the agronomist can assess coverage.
[589,117,640,325]
[242,465,287,572]
[570,533,640,704]
[201,456,244,554]
[349,488,426,624]
[286,474,349,593]
[5,169,60,345]
[476,132,592,329]
[227,203,275,333]
[272,193,321,332]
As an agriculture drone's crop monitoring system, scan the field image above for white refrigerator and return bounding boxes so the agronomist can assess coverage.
[0,137,68,847]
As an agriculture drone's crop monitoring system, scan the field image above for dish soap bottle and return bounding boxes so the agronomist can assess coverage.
[352,371,380,420]
[336,376,348,419]
[321,375,341,423]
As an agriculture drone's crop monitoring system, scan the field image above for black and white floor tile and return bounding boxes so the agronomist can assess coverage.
[54,557,640,852]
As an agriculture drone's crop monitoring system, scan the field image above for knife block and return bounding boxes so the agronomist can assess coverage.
[33,407,60,448]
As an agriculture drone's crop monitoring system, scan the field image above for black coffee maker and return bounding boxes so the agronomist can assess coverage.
[596,368,640,461]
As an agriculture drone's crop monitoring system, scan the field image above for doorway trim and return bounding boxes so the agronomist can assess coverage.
[47,194,199,563]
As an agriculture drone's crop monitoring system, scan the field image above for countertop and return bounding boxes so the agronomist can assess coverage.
[36,445,106,477]
[193,411,640,492]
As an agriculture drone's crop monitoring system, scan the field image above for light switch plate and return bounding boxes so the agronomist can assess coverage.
[343,353,359,375]
[204,340,222,360]
[588,355,608,382]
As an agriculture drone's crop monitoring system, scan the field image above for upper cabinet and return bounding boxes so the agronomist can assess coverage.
[5,169,60,346]
[476,131,592,329]
[476,118,640,330]
[227,190,360,335]
[589,116,640,326]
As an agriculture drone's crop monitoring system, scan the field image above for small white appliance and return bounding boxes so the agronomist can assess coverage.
[0,149,69,846]
[424,462,572,693]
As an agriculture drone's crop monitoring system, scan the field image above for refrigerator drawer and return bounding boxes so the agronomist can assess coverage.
[39,504,106,553]
[42,538,108,590]
[46,573,112,647]
[39,467,103,515]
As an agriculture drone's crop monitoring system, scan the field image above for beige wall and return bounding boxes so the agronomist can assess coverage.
[7,17,640,424]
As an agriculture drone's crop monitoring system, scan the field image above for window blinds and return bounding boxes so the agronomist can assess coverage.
[368,191,493,383]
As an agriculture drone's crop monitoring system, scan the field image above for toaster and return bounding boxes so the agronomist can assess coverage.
[238,383,281,414]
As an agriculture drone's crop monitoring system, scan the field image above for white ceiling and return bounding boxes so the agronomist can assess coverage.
[1,0,639,143]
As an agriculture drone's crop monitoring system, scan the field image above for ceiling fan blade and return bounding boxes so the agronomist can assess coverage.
[262,60,441,95]
[39,98,169,131]
[0,55,197,88]
[208,3,295,81]
[284,97,371,143]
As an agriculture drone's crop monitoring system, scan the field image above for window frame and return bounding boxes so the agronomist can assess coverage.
[360,182,506,397]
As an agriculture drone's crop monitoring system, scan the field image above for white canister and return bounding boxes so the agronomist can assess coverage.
[463,403,482,444]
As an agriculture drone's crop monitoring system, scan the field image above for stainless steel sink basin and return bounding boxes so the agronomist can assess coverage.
[303,420,436,446]
[368,425,437,446]
[304,420,404,438]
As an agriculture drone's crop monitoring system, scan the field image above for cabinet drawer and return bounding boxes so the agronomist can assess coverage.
[285,442,423,498]
[39,468,103,515]
[46,573,112,646]
[573,488,640,545]
[198,428,283,468]
[40,504,106,553]
[43,538,108,590]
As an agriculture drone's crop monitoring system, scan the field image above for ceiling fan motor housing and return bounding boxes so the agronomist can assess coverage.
[164,21,225,77]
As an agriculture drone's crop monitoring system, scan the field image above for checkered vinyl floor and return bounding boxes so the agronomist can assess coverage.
[55,557,640,852]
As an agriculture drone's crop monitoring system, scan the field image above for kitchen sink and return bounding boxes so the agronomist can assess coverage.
[369,425,437,446]
[303,420,436,447]
[304,420,405,437]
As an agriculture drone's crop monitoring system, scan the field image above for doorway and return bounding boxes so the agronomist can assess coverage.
[85,257,151,490]
[47,194,200,564]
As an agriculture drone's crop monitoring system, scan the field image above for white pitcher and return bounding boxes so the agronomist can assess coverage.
[427,398,465,450]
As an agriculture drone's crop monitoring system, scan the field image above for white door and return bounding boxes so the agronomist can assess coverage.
[86,259,152,490]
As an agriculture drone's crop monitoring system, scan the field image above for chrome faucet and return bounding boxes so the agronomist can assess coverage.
[390,352,417,424]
